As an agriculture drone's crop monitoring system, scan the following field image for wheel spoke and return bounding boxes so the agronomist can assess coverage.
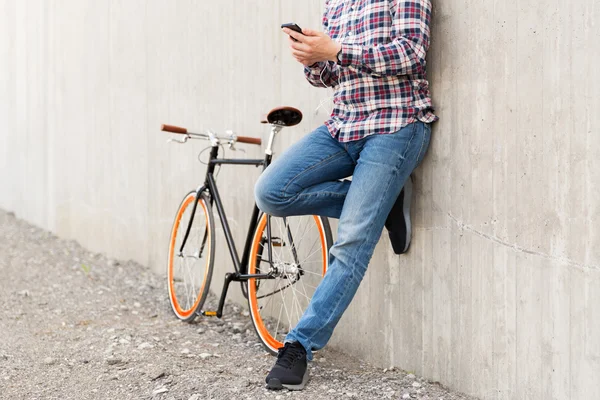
[249,214,329,353]
[168,195,212,320]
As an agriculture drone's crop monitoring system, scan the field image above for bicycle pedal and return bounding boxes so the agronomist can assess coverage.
[202,311,218,317]
[271,237,286,247]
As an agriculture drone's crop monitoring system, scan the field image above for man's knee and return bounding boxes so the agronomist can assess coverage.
[254,173,291,217]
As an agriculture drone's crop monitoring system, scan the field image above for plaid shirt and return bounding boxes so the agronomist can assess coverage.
[305,0,438,142]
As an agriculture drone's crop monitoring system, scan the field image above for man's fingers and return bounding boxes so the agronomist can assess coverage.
[282,28,305,43]
[300,28,320,37]
[291,42,311,53]
[292,50,310,59]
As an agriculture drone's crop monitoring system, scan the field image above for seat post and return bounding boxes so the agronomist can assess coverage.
[265,125,282,156]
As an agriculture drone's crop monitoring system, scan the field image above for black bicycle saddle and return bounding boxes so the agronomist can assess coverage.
[261,106,303,127]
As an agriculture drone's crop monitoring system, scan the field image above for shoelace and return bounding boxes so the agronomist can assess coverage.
[275,343,304,369]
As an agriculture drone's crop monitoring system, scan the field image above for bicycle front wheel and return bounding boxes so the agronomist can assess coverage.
[248,213,333,355]
[167,191,215,322]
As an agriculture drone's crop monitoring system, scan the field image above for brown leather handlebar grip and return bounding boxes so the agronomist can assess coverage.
[237,136,262,145]
[161,124,188,134]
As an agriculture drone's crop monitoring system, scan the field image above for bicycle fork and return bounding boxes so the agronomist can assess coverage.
[178,185,208,256]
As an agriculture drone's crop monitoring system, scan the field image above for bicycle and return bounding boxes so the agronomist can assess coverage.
[162,107,333,355]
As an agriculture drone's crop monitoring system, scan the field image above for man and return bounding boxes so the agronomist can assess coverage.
[254,0,437,390]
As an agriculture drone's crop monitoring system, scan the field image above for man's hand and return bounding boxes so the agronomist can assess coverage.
[282,27,341,67]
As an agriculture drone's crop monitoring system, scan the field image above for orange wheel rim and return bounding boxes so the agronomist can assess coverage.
[248,214,328,350]
[168,194,210,318]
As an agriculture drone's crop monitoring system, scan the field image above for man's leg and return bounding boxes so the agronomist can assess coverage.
[285,122,432,360]
[254,125,355,218]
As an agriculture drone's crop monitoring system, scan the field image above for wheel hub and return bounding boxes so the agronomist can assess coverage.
[273,262,300,277]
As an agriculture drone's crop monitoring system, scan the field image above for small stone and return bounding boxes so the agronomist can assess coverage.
[152,387,169,395]
[118,338,130,345]
[406,373,416,380]
[402,394,411,399]
[43,357,55,365]
[412,381,421,388]
[232,323,244,334]
[138,342,153,350]
[17,290,30,297]
[328,389,336,394]
[188,395,201,400]
[276,396,282,400]
[199,353,212,360]
[196,328,205,335]
[134,302,141,308]
[150,371,166,381]
[383,368,388,373]
[106,357,123,366]
[347,393,358,398]
[107,259,120,267]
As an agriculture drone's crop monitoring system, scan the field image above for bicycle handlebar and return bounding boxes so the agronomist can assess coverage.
[236,136,262,145]
[161,124,187,134]
[161,124,262,146]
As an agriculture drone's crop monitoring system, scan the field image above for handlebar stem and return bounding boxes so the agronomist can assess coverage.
[206,130,220,147]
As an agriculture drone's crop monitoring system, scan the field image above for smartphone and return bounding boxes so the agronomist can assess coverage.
[281,23,303,41]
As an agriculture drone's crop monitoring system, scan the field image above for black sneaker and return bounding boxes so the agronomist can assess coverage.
[385,174,413,254]
[265,341,309,391]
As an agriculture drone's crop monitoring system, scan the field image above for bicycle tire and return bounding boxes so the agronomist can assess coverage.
[247,212,333,355]
[167,191,215,322]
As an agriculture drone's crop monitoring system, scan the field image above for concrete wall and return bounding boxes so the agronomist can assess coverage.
[1,1,599,398]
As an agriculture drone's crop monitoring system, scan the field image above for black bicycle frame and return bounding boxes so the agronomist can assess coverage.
[177,144,276,318]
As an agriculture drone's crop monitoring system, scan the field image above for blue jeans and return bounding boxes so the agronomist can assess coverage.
[254,122,431,360]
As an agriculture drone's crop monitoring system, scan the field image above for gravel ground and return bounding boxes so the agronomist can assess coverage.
[0,209,475,400]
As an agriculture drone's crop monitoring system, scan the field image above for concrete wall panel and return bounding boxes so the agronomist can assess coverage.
[1,1,599,398]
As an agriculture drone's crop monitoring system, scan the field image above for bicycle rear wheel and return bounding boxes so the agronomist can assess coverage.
[167,191,215,322]
[247,213,333,355]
